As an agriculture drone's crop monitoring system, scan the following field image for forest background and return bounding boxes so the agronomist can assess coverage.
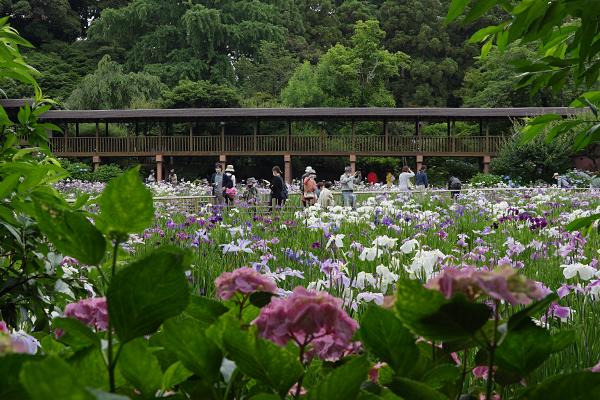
[0,0,590,183]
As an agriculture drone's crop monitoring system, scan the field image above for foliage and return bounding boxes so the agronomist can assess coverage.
[422,122,480,137]
[59,158,130,182]
[161,80,242,109]
[66,55,166,110]
[281,20,409,108]
[468,172,503,188]
[492,119,577,183]
[88,0,286,87]
[423,157,479,187]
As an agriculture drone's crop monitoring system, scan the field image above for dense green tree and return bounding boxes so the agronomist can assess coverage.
[337,0,376,44]
[282,20,409,107]
[161,80,242,109]
[235,41,300,99]
[2,0,81,45]
[66,54,166,109]
[379,0,507,107]
[88,0,286,87]
[457,42,584,108]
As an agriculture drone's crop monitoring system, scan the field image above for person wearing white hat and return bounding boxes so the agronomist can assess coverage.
[225,165,237,186]
[553,172,570,188]
[300,166,314,208]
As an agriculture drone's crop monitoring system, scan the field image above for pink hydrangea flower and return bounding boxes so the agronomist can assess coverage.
[253,286,359,361]
[369,362,388,382]
[425,266,545,306]
[215,266,277,301]
[55,297,109,338]
[0,333,27,355]
[0,321,8,334]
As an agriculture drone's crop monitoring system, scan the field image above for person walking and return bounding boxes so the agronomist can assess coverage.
[168,169,178,185]
[386,170,395,186]
[303,171,317,206]
[242,177,260,202]
[317,181,335,208]
[147,169,156,184]
[300,166,314,208]
[269,166,285,212]
[415,165,429,191]
[553,172,570,188]
[398,166,415,192]
[211,162,233,205]
[447,176,462,198]
[225,165,237,186]
[340,166,361,208]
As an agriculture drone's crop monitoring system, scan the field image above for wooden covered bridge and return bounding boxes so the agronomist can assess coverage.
[27,106,580,182]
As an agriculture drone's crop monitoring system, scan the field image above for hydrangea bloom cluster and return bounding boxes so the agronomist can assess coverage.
[425,266,545,306]
[253,286,359,361]
[55,297,109,338]
[215,266,277,301]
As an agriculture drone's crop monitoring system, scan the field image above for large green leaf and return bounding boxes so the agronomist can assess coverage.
[161,361,194,392]
[97,166,154,239]
[494,321,552,376]
[359,306,418,376]
[53,317,101,350]
[118,338,163,399]
[507,293,558,331]
[163,318,223,384]
[185,295,229,325]
[34,202,106,266]
[222,326,303,397]
[518,371,600,400]
[0,354,43,400]
[20,356,96,400]
[66,346,125,392]
[304,357,371,400]
[107,246,191,344]
[386,377,452,400]
[396,280,491,342]
[420,365,461,389]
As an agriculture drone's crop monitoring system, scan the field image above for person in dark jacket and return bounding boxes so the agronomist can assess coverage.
[269,166,284,212]
[210,162,233,205]
[416,165,429,190]
[447,176,462,198]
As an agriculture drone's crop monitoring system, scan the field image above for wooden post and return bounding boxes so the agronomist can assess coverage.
[158,122,162,153]
[319,121,323,152]
[76,122,79,138]
[221,122,225,152]
[284,154,292,184]
[483,155,490,174]
[446,117,450,151]
[452,120,456,153]
[64,123,68,152]
[95,122,99,153]
[486,119,490,153]
[127,123,131,152]
[286,118,291,152]
[418,120,422,152]
[384,118,389,152]
[416,155,423,172]
[93,156,101,171]
[352,120,355,151]
[105,121,109,137]
[350,155,356,172]
[254,118,258,152]
[189,122,193,152]
[156,155,163,182]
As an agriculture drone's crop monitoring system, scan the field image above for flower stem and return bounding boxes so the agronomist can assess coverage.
[107,240,120,392]
[486,300,500,400]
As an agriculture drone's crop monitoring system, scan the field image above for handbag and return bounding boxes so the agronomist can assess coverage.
[304,192,315,199]
[407,180,414,190]
[225,187,237,199]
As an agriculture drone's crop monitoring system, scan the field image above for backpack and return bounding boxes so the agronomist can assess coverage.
[449,177,462,190]
[279,176,289,200]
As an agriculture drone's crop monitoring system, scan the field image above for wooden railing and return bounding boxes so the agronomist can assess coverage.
[49,135,504,155]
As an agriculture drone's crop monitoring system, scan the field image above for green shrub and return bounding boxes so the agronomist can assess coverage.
[468,173,503,188]
[93,164,125,183]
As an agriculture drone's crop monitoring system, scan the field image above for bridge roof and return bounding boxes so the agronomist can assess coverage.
[37,107,585,123]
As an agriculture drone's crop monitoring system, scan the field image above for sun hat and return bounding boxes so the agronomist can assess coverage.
[553,173,559,177]
[305,166,313,173]
[226,165,235,173]
[309,169,316,174]
[247,177,257,183]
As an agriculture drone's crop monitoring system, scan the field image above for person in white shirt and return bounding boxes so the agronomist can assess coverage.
[398,166,415,192]
[340,166,361,207]
[317,181,335,209]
